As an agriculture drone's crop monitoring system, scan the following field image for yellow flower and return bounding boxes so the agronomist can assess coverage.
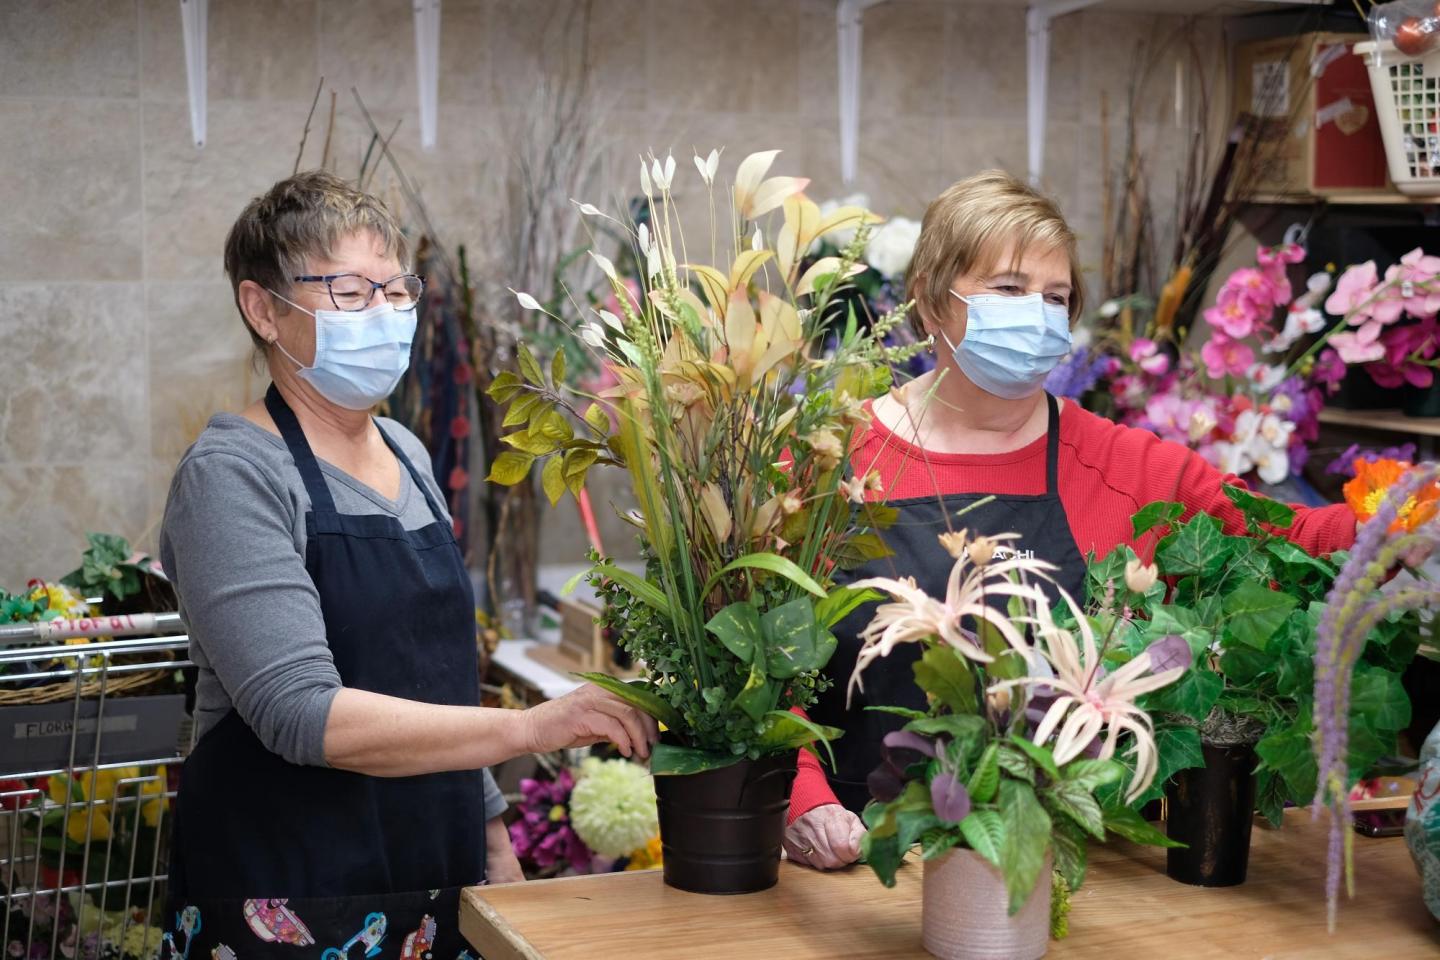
[625,834,664,871]
[549,803,568,823]
[47,765,168,844]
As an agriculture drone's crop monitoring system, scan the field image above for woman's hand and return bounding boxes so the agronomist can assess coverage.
[784,804,865,870]
[520,684,660,760]
[485,815,525,884]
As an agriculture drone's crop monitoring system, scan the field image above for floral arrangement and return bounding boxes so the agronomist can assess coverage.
[489,149,925,772]
[568,757,659,860]
[1051,244,1440,484]
[852,528,1185,914]
[1089,487,1423,826]
[1312,461,1440,927]
[509,767,593,877]
[1,581,90,625]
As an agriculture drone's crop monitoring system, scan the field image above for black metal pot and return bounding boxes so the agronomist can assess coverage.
[1164,741,1258,887]
[653,750,797,895]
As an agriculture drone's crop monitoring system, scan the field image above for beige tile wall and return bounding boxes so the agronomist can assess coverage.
[0,0,1219,588]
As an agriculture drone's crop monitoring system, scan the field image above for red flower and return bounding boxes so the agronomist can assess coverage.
[448,466,469,491]
[449,415,471,440]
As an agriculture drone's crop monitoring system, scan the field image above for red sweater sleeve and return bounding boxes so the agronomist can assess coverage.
[788,707,841,824]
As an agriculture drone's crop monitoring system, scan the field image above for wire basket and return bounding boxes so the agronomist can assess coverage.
[1356,40,1440,195]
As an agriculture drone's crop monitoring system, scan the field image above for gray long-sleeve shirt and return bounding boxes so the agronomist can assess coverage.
[160,413,504,818]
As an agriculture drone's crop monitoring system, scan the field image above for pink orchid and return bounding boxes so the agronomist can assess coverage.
[1257,243,1306,270]
[1129,338,1171,375]
[1326,260,1405,332]
[1228,267,1284,313]
[1204,287,1261,339]
[1328,325,1386,364]
[1201,332,1256,379]
[1396,247,1440,319]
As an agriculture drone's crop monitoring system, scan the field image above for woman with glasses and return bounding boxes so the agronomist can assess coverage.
[157,171,656,959]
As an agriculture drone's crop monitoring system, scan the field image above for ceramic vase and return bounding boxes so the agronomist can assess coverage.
[920,849,1051,960]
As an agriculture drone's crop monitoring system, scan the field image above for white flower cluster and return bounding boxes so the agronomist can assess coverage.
[816,195,921,281]
[568,757,659,859]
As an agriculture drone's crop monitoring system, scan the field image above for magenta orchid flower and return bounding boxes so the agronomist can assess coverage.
[1129,337,1171,375]
[1370,318,1439,389]
[1313,348,1347,391]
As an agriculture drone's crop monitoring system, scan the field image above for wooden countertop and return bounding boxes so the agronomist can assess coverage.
[460,810,1439,959]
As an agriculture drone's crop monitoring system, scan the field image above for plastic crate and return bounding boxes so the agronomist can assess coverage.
[1356,40,1440,195]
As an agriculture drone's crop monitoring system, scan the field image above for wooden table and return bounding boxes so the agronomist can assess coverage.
[460,811,1439,959]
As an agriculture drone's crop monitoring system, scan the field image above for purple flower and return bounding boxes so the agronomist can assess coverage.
[868,730,939,802]
[930,771,972,823]
[1145,634,1192,674]
[509,769,593,874]
[1044,346,1114,400]
[1324,442,1419,478]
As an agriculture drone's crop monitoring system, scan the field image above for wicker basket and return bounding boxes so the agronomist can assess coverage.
[0,649,176,705]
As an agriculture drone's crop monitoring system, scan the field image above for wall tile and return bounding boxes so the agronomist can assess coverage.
[646,0,801,116]
[316,0,418,113]
[0,283,148,466]
[141,0,319,102]
[142,99,318,281]
[146,283,262,461]
[858,1,949,120]
[0,0,139,98]
[0,464,151,589]
[0,100,142,282]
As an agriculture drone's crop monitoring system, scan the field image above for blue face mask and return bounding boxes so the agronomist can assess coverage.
[941,291,1073,400]
[268,293,417,410]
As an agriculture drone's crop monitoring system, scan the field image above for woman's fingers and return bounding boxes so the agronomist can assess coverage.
[784,805,863,870]
[591,694,649,759]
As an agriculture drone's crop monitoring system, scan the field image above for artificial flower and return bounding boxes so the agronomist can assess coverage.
[1129,338,1170,375]
[813,193,870,251]
[1327,326,1386,365]
[625,834,663,871]
[1265,304,1326,354]
[1228,266,1287,313]
[1123,559,1158,594]
[1324,442,1417,477]
[509,769,592,874]
[568,757,658,860]
[1343,459,1440,533]
[865,217,921,279]
[1395,247,1440,318]
[1369,317,1438,389]
[1201,332,1255,379]
[1244,362,1288,393]
[1312,348,1347,392]
[1204,287,1260,340]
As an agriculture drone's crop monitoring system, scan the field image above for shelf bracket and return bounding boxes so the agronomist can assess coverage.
[1026,0,1098,185]
[180,0,208,148]
[414,0,441,151]
[837,0,886,184]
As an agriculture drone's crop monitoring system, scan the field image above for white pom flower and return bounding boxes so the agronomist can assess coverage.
[865,217,921,279]
[568,758,659,859]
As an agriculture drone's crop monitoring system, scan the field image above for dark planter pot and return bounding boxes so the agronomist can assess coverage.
[1402,382,1440,418]
[653,750,797,895]
[1164,741,1258,887]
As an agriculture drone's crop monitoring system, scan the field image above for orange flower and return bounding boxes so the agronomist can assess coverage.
[1344,459,1440,532]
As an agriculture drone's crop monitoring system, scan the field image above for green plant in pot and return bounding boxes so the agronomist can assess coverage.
[851,530,1186,959]
[487,148,926,894]
[1088,489,1421,886]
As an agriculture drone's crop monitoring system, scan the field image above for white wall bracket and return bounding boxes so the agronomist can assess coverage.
[1026,0,1099,185]
[180,0,208,148]
[414,0,441,151]
[837,0,885,185]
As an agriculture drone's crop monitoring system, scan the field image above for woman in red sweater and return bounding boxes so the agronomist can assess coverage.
[784,171,1357,870]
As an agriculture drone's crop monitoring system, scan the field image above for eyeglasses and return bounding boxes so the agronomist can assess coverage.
[292,273,426,312]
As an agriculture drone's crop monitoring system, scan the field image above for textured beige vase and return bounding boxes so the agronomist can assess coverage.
[921,849,1051,960]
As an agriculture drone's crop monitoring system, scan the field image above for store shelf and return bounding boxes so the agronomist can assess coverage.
[1317,407,1440,437]
[1249,192,1440,206]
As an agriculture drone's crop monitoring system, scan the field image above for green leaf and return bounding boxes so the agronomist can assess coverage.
[1255,769,1288,828]
[921,828,962,861]
[1059,758,1124,794]
[912,646,977,715]
[541,455,566,506]
[1042,781,1105,840]
[1131,501,1184,539]
[704,552,827,599]
[958,809,1005,867]
[762,599,837,678]
[999,780,1052,915]
[758,710,842,769]
[488,370,524,403]
[1050,819,1089,891]
[1255,712,1316,803]
[1156,512,1228,579]
[501,431,560,456]
[997,744,1035,784]
[1222,484,1295,529]
[733,658,775,722]
[1103,804,1184,847]
[563,449,599,497]
[487,450,535,485]
[813,586,882,629]
[591,563,673,618]
[537,409,575,443]
[551,347,566,385]
[1144,668,1222,723]
[649,743,745,776]
[517,342,544,385]
[866,705,929,721]
[1132,724,1205,806]
[572,672,683,730]
[906,715,986,744]
[503,392,543,427]
[1008,736,1060,781]
[861,814,905,887]
[832,532,894,570]
[967,743,1000,804]
[584,403,612,436]
[1350,665,1411,732]
[1266,539,1336,581]
[706,602,764,663]
[1223,581,1298,651]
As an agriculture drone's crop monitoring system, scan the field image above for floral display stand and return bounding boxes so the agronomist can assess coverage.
[459,811,1436,960]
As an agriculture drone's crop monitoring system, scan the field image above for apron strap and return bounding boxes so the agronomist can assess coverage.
[265,384,338,515]
[1044,392,1061,496]
[376,421,452,531]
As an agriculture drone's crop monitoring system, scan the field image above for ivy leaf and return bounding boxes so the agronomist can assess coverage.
[1156,512,1228,578]
[1131,500,1184,539]
[1255,769,1288,828]
[1144,667,1222,722]
[958,809,1005,868]
[487,451,535,485]
[1223,581,1298,651]
[999,780,1052,915]
[1131,724,1206,807]
[1222,484,1295,529]
[913,646,977,715]
[1255,711,1316,803]
[1350,665,1411,732]
[517,342,544,385]
[541,455,566,506]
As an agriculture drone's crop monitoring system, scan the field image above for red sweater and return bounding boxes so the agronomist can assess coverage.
[789,400,1357,824]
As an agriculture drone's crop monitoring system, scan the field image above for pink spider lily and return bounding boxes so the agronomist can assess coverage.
[846,532,1055,704]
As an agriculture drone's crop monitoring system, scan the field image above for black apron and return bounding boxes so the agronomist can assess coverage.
[162,385,486,960]
[811,394,1087,813]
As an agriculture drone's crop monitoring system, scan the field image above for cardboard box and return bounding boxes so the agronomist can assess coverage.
[1235,32,1390,195]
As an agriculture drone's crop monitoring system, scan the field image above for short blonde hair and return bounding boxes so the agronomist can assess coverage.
[224,170,411,348]
[906,170,1084,337]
